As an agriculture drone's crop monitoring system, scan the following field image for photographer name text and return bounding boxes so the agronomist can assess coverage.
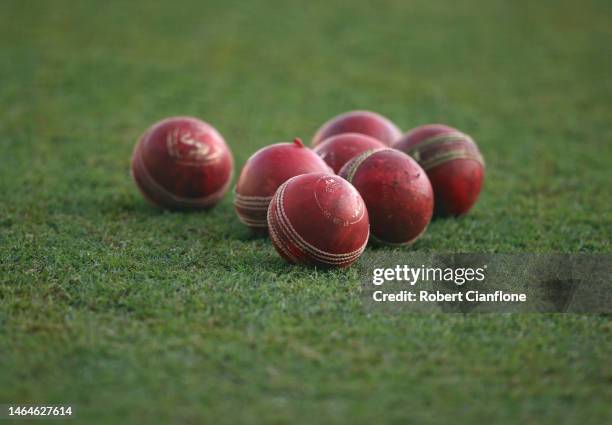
[371,265,527,303]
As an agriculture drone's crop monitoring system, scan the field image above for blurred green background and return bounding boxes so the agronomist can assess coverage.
[0,0,610,423]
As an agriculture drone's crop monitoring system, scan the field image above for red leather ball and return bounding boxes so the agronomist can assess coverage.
[314,133,386,173]
[394,124,484,216]
[339,148,433,246]
[234,138,331,232]
[267,172,369,268]
[131,116,233,210]
[311,110,401,147]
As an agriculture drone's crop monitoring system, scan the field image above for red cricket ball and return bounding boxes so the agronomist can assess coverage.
[267,172,369,268]
[131,116,234,210]
[313,133,386,173]
[339,148,433,246]
[394,124,484,216]
[234,138,331,232]
[311,110,402,147]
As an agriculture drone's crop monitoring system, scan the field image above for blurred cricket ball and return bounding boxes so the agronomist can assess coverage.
[311,110,402,147]
[339,148,433,246]
[394,124,484,216]
[234,138,331,232]
[313,133,386,173]
[131,116,233,210]
[267,172,369,267]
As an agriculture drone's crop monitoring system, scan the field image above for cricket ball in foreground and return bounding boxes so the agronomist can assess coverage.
[394,124,484,216]
[267,173,369,268]
[234,138,331,232]
[339,148,433,246]
[131,116,233,210]
[313,133,386,173]
[311,110,402,147]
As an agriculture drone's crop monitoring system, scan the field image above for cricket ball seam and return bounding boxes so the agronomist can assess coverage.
[418,151,484,171]
[273,215,365,264]
[236,215,268,227]
[234,190,274,228]
[267,197,301,264]
[341,148,389,183]
[407,131,473,151]
[233,190,274,205]
[407,132,485,169]
[234,197,273,209]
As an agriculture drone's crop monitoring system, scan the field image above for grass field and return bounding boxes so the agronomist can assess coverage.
[1,0,611,423]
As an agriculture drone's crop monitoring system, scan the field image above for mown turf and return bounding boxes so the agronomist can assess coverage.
[0,0,611,423]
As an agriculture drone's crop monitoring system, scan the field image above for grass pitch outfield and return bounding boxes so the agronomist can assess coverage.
[1,0,611,423]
